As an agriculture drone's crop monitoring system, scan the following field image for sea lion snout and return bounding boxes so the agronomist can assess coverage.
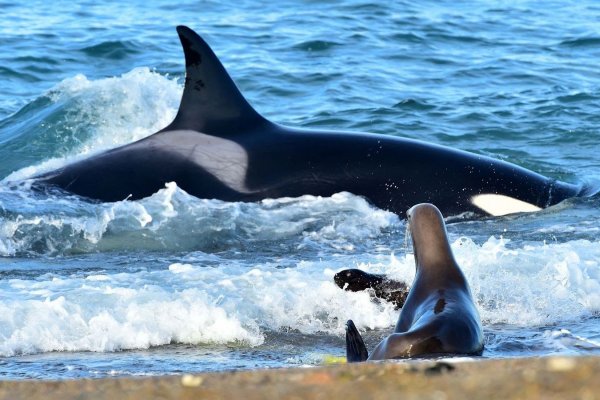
[407,203,444,223]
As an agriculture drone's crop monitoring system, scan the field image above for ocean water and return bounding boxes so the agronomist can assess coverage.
[2,0,600,379]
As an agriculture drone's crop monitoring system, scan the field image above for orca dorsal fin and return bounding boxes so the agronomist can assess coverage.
[164,26,266,135]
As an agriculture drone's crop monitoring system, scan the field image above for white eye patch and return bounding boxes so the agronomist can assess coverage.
[471,194,541,216]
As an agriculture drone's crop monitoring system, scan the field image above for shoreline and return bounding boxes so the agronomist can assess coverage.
[1,355,598,400]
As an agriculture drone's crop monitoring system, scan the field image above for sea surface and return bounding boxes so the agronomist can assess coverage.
[1,0,600,380]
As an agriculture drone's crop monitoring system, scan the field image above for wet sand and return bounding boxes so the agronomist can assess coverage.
[1,356,598,400]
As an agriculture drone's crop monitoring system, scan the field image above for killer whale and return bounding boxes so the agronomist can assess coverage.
[32,26,586,217]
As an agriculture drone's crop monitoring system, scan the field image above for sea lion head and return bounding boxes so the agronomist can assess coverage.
[406,203,455,270]
[334,269,382,292]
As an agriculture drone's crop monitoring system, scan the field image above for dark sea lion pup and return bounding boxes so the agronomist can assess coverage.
[346,203,484,362]
[334,269,409,309]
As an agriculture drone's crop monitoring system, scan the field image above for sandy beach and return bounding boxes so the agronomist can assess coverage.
[1,355,598,400]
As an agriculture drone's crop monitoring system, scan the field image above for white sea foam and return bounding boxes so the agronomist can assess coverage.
[543,329,600,351]
[0,258,397,356]
[47,67,181,152]
[0,183,399,256]
[1,178,599,356]
[2,231,600,356]
[455,236,600,326]
[0,184,404,355]
[4,67,181,182]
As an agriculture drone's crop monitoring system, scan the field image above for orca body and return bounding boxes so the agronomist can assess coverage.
[33,26,584,217]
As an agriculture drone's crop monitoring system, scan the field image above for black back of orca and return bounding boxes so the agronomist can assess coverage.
[33,26,584,217]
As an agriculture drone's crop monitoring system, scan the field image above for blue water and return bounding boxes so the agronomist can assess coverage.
[2,0,600,379]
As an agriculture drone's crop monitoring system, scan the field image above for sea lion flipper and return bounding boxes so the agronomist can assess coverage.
[345,320,369,362]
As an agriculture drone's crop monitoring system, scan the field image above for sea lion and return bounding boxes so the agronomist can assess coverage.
[334,269,409,309]
[346,203,484,361]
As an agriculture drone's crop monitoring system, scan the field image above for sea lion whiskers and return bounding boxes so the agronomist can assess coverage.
[403,219,412,254]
